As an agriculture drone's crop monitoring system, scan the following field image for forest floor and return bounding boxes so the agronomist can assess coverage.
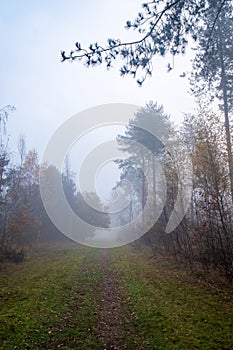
[0,243,233,349]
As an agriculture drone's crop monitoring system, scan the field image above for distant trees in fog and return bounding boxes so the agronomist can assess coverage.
[0,112,109,263]
[115,101,233,281]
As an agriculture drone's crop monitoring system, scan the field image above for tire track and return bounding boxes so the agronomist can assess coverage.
[97,249,133,350]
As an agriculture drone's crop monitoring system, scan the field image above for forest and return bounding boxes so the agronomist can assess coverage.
[1,98,233,281]
[1,0,233,349]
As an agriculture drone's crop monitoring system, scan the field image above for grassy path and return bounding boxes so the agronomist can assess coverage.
[97,249,126,349]
[114,250,233,349]
[0,245,102,349]
[0,244,232,349]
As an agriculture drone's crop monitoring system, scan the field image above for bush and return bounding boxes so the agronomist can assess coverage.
[4,248,25,264]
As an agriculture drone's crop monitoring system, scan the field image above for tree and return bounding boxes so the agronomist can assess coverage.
[75,191,110,230]
[0,106,14,253]
[191,2,233,203]
[61,0,229,85]
[184,107,233,279]
[116,102,173,246]
[0,151,10,251]
[39,165,71,242]
[17,134,26,167]
[1,149,41,248]
[0,105,15,136]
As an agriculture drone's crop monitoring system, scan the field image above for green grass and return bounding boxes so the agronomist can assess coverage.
[114,248,233,350]
[0,243,102,350]
[0,244,232,349]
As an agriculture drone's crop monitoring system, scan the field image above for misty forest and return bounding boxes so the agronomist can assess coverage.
[1,1,233,349]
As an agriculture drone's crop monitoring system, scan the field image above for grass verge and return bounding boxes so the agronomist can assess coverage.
[1,244,232,349]
[0,243,102,350]
[114,248,233,350]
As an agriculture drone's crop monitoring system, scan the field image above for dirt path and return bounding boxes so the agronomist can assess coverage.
[96,249,134,350]
[38,249,136,350]
[2,246,232,349]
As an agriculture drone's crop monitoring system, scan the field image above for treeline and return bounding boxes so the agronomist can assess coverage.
[114,1,233,282]
[0,144,72,262]
[0,108,109,263]
[1,98,233,282]
[1,101,233,281]
[116,101,233,282]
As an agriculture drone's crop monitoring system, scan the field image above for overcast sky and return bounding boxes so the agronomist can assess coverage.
[1,0,196,197]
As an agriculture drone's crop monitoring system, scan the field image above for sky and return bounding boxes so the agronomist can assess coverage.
[1,0,196,198]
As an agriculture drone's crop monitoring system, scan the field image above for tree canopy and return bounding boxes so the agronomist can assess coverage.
[61,0,230,85]
[191,2,233,202]
[191,2,233,112]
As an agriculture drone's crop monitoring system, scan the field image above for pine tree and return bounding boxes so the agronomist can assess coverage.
[61,0,229,84]
[191,2,233,203]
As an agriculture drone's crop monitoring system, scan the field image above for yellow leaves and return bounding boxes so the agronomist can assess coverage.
[9,205,32,237]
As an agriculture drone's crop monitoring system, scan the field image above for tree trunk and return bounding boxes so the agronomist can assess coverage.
[218,18,233,205]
